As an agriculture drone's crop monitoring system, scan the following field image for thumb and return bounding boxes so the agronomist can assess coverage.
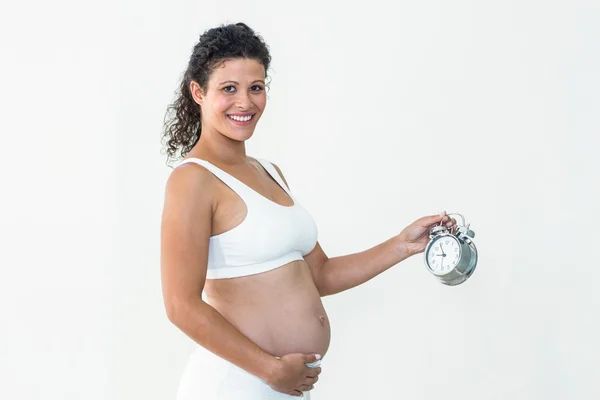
[305,353,321,363]
[422,211,446,226]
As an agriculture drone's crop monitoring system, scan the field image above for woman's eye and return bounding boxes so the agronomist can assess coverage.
[222,85,263,93]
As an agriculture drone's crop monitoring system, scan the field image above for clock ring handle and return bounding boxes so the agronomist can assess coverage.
[445,212,466,227]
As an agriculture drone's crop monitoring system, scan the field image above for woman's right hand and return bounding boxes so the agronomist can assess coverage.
[266,353,322,396]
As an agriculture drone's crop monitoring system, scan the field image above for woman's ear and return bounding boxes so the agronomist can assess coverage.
[189,80,204,106]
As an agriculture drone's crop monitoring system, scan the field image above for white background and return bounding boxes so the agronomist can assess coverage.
[1,1,598,399]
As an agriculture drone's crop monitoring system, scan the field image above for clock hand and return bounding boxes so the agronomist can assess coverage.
[439,244,446,256]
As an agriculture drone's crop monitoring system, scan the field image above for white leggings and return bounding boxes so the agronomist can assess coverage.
[176,345,322,400]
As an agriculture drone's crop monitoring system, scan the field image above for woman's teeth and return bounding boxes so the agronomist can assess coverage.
[228,114,253,122]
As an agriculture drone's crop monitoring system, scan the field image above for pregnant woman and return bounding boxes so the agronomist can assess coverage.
[160,22,455,399]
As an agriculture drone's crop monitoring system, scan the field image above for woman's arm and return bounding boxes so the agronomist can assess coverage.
[160,165,277,381]
[305,237,410,296]
[272,163,433,297]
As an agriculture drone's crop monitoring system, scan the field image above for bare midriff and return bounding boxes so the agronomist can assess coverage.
[203,259,331,358]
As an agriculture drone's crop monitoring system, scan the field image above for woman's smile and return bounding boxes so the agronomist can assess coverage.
[227,113,256,126]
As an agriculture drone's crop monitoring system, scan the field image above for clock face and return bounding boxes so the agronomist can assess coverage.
[426,235,461,275]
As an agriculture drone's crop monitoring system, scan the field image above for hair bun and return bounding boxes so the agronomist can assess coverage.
[235,22,252,32]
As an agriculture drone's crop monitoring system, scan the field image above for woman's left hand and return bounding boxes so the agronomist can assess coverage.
[396,211,456,256]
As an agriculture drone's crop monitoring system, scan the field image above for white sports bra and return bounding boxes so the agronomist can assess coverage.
[176,157,318,279]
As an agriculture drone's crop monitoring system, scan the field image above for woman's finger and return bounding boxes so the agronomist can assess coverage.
[305,369,320,378]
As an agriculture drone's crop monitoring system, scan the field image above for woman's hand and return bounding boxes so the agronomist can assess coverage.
[396,211,456,256]
[266,353,322,397]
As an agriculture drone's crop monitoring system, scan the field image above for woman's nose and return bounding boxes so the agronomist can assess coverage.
[236,95,253,110]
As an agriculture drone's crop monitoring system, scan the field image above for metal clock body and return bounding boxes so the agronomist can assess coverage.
[424,213,478,286]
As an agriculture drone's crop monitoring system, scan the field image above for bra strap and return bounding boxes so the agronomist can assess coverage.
[177,158,256,203]
[255,158,292,195]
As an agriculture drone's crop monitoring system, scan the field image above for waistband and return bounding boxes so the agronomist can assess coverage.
[275,356,322,368]
[192,345,323,376]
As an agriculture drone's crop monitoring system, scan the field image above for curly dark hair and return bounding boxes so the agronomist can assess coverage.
[161,22,272,166]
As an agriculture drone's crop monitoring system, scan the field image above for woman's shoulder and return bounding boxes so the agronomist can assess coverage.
[166,158,219,198]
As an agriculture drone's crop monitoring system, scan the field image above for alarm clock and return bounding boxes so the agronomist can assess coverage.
[423,213,478,286]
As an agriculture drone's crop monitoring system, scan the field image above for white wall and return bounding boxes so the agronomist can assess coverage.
[1,0,598,399]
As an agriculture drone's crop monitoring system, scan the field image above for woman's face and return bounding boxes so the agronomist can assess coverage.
[192,58,267,142]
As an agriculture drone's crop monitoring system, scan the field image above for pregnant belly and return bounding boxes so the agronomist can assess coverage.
[204,260,331,358]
